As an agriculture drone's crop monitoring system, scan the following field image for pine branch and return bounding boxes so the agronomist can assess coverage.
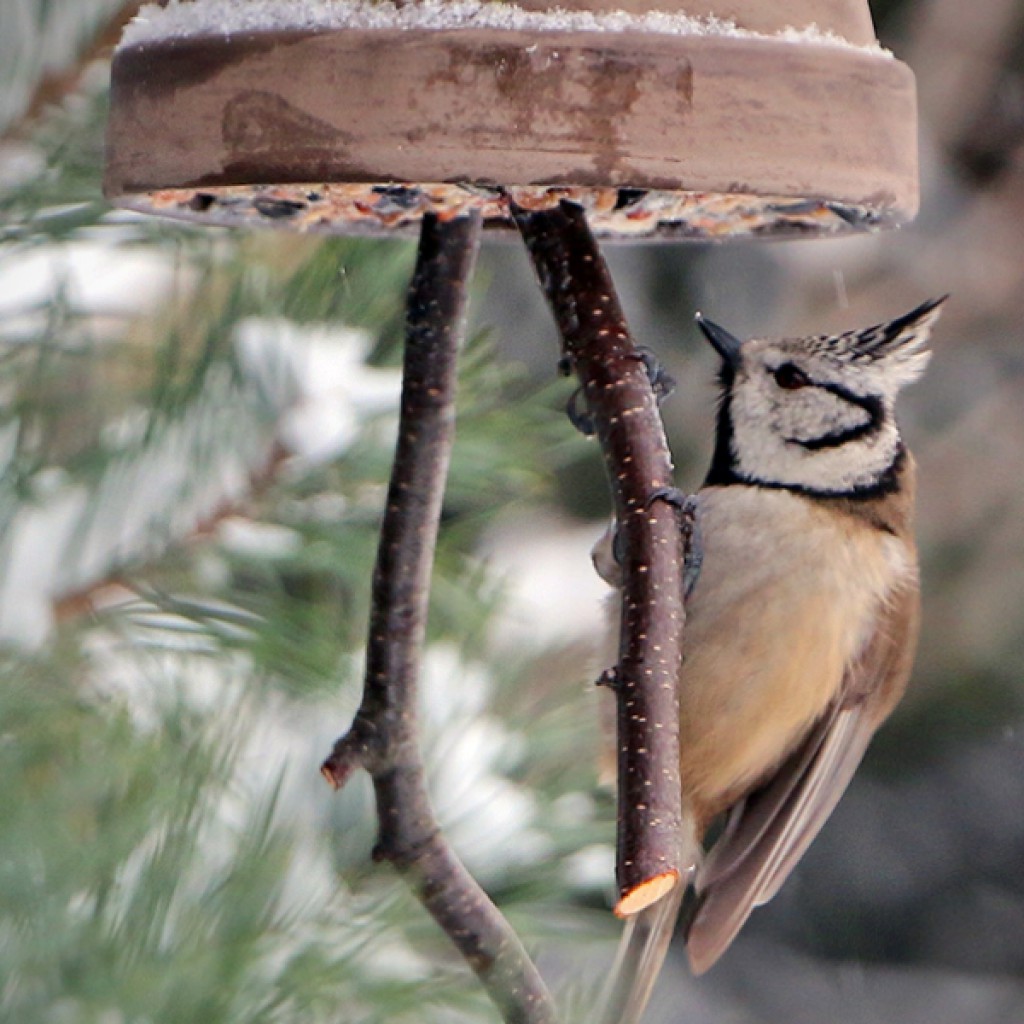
[322,211,557,1024]
[51,442,290,628]
[513,200,687,917]
[1,0,142,141]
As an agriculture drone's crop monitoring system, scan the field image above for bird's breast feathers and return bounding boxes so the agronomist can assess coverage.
[679,484,916,816]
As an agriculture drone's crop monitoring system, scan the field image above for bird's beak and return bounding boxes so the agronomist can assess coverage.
[695,313,743,368]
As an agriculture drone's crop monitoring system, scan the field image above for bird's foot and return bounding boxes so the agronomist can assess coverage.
[630,347,677,404]
[647,488,703,599]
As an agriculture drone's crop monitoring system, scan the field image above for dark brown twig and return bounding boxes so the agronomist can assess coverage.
[321,211,557,1024]
[513,200,686,917]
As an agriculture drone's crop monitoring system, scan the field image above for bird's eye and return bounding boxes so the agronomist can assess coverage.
[773,363,811,390]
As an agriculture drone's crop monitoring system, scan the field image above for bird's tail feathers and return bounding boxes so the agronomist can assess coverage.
[597,882,685,1024]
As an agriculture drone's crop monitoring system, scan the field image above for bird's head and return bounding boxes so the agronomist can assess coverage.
[698,298,945,496]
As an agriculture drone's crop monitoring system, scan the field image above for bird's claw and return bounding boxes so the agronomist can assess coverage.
[631,347,677,404]
[646,485,690,512]
[566,386,597,436]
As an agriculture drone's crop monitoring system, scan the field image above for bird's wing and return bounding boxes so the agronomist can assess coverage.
[685,579,920,974]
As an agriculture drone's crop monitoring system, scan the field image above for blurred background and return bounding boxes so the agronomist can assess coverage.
[1,1,1022,1022]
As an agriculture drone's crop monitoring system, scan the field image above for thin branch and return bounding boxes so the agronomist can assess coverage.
[321,211,557,1024]
[513,200,686,917]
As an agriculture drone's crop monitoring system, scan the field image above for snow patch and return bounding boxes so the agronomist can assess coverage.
[477,512,612,649]
[0,242,181,338]
[122,0,889,55]
[233,318,401,466]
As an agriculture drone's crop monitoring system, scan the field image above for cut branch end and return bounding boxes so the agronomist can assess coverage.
[320,760,346,790]
[614,871,681,918]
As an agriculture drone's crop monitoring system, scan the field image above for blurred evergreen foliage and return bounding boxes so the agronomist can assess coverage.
[0,9,609,1022]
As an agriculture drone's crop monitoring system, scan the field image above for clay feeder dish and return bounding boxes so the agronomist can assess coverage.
[104,0,920,241]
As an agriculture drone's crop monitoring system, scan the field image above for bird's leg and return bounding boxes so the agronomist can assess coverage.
[559,353,598,436]
[564,348,674,437]
[648,488,703,599]
[678,497,703,600]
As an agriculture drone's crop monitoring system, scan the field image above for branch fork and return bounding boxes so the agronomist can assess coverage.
[321,211,557,1024]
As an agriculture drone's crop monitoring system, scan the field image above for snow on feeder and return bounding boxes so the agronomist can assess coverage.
[104,0,918,240]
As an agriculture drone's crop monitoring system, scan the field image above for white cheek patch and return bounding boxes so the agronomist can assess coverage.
[776,389,869,446]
